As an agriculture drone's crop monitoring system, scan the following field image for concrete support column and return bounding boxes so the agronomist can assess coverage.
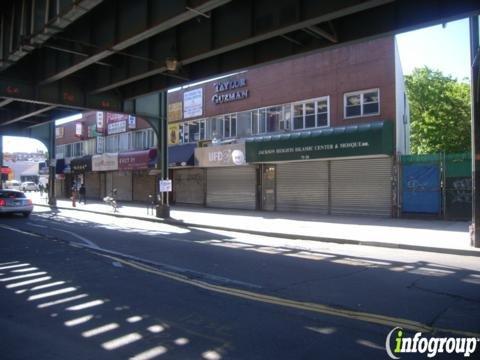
[470,16,479,247]
[0,135,3,189]
[48,121,56,206]
[156,91,170,218]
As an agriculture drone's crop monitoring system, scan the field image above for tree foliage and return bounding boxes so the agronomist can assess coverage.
[405,67,471,154]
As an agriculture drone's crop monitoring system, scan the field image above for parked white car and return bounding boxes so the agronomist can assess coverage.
[21,181,38,192]
[5,180,21,190]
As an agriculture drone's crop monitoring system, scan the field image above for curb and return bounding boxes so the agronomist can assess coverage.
[33,203,480,257]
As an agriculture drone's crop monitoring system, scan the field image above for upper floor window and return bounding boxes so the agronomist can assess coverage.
[293,97,329,130]
[344,89,380,119]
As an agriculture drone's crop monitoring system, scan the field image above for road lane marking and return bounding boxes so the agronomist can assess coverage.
[0,272,47,282]
[51,227,99,249]
[27,222,48,229]
[5,276,52,288]
[37,294,89,309]
[98,253,480,339]
[0,224,41,237]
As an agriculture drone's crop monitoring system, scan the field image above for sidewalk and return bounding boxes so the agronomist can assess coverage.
[31,193,479,256]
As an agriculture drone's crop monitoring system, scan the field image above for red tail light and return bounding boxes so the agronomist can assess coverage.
[26,199,32,205]
[0,199,5,207]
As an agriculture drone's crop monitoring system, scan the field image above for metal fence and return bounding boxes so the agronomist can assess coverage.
[400,153,471,220]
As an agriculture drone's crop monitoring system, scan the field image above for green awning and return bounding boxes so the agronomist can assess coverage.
[245,121,393,162]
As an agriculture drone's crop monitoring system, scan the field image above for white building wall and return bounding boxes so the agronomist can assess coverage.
[394,39,410,154]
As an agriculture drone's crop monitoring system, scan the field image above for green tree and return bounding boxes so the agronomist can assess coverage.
[405,67,471,154]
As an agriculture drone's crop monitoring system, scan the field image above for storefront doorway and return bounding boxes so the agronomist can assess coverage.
[261,164,276,211]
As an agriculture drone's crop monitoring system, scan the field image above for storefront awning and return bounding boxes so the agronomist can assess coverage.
[169,143,196,167]
[245,121,393,163]
[70,155,92,173]
[55,159,65,174]
[118,149,156,171]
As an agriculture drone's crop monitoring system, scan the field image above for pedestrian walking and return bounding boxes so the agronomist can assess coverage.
[79,183,86,204]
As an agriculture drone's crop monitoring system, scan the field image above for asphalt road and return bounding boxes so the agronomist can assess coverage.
[1,207,479,360]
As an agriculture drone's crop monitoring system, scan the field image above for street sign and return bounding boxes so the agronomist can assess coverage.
[159,179,172,192]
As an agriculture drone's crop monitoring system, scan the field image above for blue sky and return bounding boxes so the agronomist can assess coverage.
[395,18,470,81]
[2,18,473,153]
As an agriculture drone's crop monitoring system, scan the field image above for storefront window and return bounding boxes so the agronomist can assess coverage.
[317,100,328,127]
[267,106,282,132]
[251,110,259,134]
[293,104,303,130]
[280,105,291,130]
[305,102,315,128]
[259,108,267,133]
[344,89,379,118]
[237,111,252,137]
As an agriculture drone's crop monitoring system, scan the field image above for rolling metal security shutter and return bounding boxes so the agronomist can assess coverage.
[174,168,205,205]
[207,167,256,210]
[112,171,133,201]
[277,161,329,213]
[85,172,101,199]
[331,157,392,216]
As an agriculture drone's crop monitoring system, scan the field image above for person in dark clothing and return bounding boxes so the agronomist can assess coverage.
[79,183,86,204]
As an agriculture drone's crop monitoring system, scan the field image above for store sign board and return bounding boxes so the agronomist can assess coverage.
[107,120,127,135]
[96,136,105,154]
[128,115,136,129]
[92,153,118,171]
[246,122,393,163]
[212,77,249,105]
[168,102,182,122]
[71,156,92,173]
[118,150,154,170]
[183,88,203,119]
[168,123,180,145]
[195,143,246,167]
[96,112,104,132]
[75,122,83,137]
[55,127,64,139]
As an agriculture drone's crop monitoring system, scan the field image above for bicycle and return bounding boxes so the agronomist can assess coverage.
[103,189,118,213]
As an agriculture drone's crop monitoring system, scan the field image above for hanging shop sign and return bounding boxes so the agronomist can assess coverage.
[96,136,105,154]
[245,121,393,163]
[183,88,203,119]
[75,122,83,137]
[96,111,105,133]
[195,143,246,167]
[118,149,156,171]
[168,102,182,122]
[211,77,249,105]
[92,153,118,171]
[71,156,92,173]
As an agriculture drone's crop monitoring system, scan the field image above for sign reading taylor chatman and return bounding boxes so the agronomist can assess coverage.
[212,78,249,104]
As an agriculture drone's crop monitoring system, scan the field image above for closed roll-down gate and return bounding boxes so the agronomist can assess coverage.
[85,172,100,199]
[133,172,156,202]
[277,161,329,213]
[207,167,256,210]
[112,171,133,201]
[174,168,205,205]
[331,157,392,216]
